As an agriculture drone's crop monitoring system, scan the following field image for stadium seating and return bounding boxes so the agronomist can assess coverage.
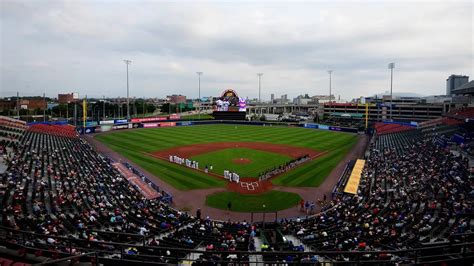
[0,117,472,264]
[282,128,472,262]
[374,122,415,135]
[28,124,78,138]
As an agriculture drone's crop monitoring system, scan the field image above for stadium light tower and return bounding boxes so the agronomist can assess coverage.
[197,72,203,119]
[124,59,132,120]
[328,70,333,102]
[388,62,395,121]
[257,73,263,103]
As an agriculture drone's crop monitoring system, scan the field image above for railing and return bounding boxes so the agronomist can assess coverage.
[0,226,473,265]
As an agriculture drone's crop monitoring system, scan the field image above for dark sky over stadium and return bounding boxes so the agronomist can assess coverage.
[1,0,472,100]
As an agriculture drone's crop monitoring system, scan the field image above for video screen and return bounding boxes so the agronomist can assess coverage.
[213,89,247,112]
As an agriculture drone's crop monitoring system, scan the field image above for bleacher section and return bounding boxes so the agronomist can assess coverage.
[28,124,77,138]
[374,122,415,135]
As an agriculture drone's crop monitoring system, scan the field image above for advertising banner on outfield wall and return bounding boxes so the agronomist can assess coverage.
[160,122,176,127]
[143,123,159,128]
[178,121,193,126]
[114,119,128,124]
[113,125,128,130]
[78,127,96,134]
[318,124,330,130]
[99,120,115,125]
[303,123,318,129]
[131,117,167,123]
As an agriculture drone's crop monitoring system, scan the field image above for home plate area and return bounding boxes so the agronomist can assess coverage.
[241,181,259,191]
[227,179,273,194]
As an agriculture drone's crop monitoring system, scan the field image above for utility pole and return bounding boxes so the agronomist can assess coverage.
[328,70,333,115]
[257,73,263,103]
[143,97,145,118]
[103,95,106,120]
[388,63,395,121]
[124,59,132,120]
[197,72,203,119]
[43,93,46,122]
[16,91,19,118]
[328,70,333,102]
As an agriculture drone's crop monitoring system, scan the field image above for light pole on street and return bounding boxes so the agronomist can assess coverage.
[197,72,203,119]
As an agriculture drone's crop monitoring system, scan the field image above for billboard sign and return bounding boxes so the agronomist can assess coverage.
[160,122,176,127]
[114,119,128,124]
[99,120,115,125]
[169,114,181,120]
[113,125,128,130]
[318,124,330,130]
[143,123,159,128]
[131,117,167,123]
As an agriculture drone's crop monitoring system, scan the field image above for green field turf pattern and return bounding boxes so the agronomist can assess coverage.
[205,191,301,212]
[190,148,292,177]
[95,125,358,190]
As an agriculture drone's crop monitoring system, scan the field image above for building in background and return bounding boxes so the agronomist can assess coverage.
[446,75,469,96]
[167,94,186,104]
[19,98,47,110]
[58,93,76,104]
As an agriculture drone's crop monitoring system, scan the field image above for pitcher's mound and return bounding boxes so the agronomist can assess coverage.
[232,158,252,165]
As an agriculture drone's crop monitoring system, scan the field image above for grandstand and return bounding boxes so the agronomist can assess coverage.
[0,113,473,265]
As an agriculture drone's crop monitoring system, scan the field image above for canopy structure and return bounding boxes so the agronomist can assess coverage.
[344,159,366,195]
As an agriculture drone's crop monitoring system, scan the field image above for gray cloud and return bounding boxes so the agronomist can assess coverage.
[1,0,472,100]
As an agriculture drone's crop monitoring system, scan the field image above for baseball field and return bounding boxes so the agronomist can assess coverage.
[95,124,358,212]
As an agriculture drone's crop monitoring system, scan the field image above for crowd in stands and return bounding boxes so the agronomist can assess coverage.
[0,127,197,259]
[281,127,472,262]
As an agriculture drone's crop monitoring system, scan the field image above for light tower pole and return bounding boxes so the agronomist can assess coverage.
[328,70,333,102]
[197,72,203,119]
[124,59,132,120]
[388,62,395,121]
[328,70,333,115]
[257,73,263,103]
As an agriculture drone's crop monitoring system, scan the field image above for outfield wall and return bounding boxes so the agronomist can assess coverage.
[82,120,359,134]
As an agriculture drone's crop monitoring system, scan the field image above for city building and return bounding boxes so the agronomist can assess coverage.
[58,93,78,104]
[323,101,451,123]
[167,94,186,104]
[446,74,469,96]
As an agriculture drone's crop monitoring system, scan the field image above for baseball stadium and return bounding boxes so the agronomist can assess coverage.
[0,90,473,265]
[1,1,474,264]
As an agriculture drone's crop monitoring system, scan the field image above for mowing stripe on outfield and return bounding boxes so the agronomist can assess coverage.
[96,124,358,190]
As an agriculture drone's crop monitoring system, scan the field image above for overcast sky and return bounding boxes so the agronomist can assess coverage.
[1,0,473,100]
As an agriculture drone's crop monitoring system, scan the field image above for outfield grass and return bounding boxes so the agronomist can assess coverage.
[95,124,358,190]
[205,191,301,212]
[190,148,292,177]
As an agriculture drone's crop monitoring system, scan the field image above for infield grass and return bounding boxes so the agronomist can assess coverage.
[190,148,292,177]
[205,191,301,212]
[95,124,358,190]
